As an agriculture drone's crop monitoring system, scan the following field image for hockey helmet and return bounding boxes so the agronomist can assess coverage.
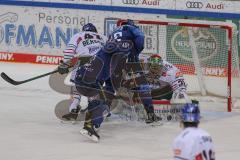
[82,23,97,33]
[120,19,135,26]
[149,54,163,64]
[148,54,163,71]
[181,103,201,123]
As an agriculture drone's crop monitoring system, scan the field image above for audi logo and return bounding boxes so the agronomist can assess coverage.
[122,0,139,5]
[186,1,203,9]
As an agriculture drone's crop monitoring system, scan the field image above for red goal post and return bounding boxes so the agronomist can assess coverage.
[117,19,239,112]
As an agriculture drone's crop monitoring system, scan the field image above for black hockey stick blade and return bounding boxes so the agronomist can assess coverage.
[1,72,21,85]
[1,70,59,86]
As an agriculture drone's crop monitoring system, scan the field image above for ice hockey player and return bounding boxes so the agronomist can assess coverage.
[172,103,215,160]
[145,54,191,103]
[123,54,190,123]
[57,23,107,120]
[74,19,145,142]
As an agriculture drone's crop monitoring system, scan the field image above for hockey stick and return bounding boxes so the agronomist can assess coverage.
[1,70,59,85]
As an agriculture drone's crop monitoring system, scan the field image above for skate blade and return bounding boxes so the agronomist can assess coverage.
[79,129,99,143]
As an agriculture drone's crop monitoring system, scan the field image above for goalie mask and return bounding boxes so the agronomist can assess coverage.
[148,54,163,75]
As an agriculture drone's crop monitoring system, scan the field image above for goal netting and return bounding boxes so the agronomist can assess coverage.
[118,19,240,112]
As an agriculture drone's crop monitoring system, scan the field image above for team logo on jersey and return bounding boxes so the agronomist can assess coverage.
[171,27,217,62]
[119,40,133,51]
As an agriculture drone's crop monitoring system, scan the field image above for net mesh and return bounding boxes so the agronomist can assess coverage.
[128,19,240,111]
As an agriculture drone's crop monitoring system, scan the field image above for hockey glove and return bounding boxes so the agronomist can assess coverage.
[58,61,70,74]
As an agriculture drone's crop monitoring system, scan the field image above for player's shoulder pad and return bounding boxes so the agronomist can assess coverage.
[73,32,84,38]
[198,128,212,137]
[72,32,85,40]
[126,25,144,37]
[66,32,82,46]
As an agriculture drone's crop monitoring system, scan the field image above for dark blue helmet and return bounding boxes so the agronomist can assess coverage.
[181,103,200,123]
[120,19,135,26]
[82,23,97,33]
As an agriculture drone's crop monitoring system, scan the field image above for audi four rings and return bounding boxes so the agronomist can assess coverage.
[122,0,139,5]
[186,1,204,9]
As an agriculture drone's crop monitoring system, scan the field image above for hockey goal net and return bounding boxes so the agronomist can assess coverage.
[117,19,240,112]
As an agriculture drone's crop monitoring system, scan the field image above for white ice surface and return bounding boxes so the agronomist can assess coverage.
[0,62,240,160]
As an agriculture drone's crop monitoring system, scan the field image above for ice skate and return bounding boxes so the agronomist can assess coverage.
[61,106,80,121]
[80,124,100,142]
[145,113,163,126]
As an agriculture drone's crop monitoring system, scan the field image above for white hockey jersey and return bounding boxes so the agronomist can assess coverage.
[159,60,187,93]
[141,56,187,93]
[63,31,106,82]
[172,127,215,160]
[63,31,107,63]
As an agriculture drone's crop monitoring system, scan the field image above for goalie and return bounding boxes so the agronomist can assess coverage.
[145,54,191,103]
[122,54,191,123]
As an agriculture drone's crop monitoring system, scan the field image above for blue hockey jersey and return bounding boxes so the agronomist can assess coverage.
[97,24,145,80]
